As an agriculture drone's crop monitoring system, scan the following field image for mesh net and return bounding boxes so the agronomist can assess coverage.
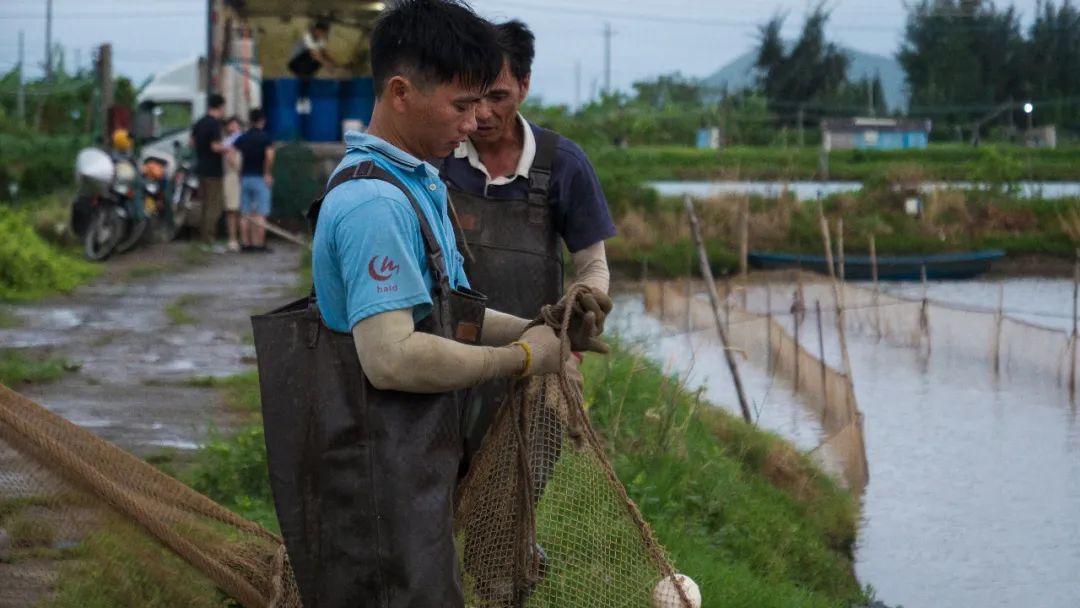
[642,280,869,492]
[455,290,694,607]
[1,293,691,607]
[786,272,1078,384]
[0,383,302,608]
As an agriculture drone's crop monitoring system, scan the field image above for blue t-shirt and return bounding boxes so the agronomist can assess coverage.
[312,132,470,333]
[440,120,616,253]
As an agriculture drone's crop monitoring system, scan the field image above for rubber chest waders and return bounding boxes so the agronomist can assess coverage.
[440,128,562,464]
[252,160,486,608]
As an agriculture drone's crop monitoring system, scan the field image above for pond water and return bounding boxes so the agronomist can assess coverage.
[648,180,1080,201]
[612,278,1080,608]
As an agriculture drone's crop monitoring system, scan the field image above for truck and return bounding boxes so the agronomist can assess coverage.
[135,0,384,222]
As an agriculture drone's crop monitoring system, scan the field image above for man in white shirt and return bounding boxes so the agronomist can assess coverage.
[287,19,340,78]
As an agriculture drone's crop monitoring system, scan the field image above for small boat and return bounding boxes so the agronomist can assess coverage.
[747,249,1006,281]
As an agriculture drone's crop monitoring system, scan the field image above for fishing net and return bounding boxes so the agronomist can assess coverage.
[455,287,695,608]
[643,280,869,492]
[788,273,1079,385]
[1,291,692,608]
[0,383,301,608]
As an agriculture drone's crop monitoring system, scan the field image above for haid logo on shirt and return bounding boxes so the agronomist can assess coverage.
[368,255,400,293]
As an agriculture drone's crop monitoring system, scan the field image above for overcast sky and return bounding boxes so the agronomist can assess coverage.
[0,0,1047,107]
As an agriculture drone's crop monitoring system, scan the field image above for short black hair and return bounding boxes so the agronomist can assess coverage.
[208,93,225,110]
[314,19,330,32]
[249,108,265,124]
[370,0,501,96]
[496,20,535,83]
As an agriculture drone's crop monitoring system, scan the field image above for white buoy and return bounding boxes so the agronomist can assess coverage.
[651,573,702,608]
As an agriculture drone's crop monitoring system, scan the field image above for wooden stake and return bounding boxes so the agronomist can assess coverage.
[837,218,846,283]
[1071,250,1079,397]
[684,195,753,423]
[920,263,931,356]
[870,234,881,340]
[992,283,1004,377]
[816,299,828,414]
[818,211,854,377]
[739,196,749,280]
[766,284,773,374]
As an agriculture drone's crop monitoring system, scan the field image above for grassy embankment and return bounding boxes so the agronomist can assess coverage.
[592,144,1080,278]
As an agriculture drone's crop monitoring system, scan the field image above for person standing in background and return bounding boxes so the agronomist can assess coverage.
[190,93,227,250]
[233,109,275,252]
[222,116,243,252]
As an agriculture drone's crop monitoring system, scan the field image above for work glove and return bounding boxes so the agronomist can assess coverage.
[515,324,566,377]
[542,286,614,354]
[564,354,584,394]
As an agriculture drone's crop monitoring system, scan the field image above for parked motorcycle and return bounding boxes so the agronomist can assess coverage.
[73,148,169,261]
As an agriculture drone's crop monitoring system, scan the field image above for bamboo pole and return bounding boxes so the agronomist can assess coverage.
[766,284,773,374]
[992,283,1004,377]
[684,195,753,423]
[739,197,749,280]
[920,264,931,356]
[870,234,881,340]
[816,300,828,415]
[837,218,846,283]
[818,213,853,378]
[1071,250,1079,397]
[792,287,802,388]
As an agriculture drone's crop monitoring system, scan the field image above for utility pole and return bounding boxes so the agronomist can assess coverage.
[16,31,25,121]
[45,0,53,82]
[97,43,113,139]
[602,22,612,96]
[867,79,874,116]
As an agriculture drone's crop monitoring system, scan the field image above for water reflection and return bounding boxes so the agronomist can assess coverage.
[614,279,1080,608]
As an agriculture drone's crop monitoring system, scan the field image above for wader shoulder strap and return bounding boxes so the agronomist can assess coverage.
[306,160,452,295]
[527,127,558,205]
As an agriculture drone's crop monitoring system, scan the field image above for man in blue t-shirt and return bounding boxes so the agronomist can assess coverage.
[232,108,275,251]
[438,19,616,461]
[300,1,610,604]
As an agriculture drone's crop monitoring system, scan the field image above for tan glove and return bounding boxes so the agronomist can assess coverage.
[543,287,614,354]
[564,355,584,394]
[515,324,565,377]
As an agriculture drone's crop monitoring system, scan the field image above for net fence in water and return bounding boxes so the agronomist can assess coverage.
[642,280,869,493]
[762,272,1079,386]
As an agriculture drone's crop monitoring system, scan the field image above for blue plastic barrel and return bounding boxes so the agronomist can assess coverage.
[262,78,301,141]
[302,79,341,142]
[340,77,376,131]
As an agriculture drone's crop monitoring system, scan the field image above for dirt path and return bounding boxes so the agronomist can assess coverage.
[1,241,302,457]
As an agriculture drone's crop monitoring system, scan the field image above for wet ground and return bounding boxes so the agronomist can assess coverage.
[1,242,302,456]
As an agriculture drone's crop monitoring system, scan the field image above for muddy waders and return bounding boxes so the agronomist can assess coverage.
[440,129,563,466]
[252,160,486,608]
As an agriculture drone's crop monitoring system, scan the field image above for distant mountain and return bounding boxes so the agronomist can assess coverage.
[702,46,908,112]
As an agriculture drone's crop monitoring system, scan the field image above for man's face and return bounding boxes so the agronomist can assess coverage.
[473,61,529,144]
[402,76,483,160]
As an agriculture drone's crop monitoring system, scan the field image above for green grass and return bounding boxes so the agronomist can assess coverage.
[589,142,1080,184]
[38,521,223,608]
[164,294,201,326]
[0,349,72,385]
[0,308,21,328]
[0,205,98,301]
[580,344,863,607]
[186,371,262,414]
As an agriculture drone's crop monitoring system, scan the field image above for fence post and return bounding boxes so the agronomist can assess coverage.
[920,263,931,357]
[684,195,753,423]
[1071,250,1079,398]
[992,283,1004,377]
[766,283,773,374]
[816,300,828,416]
[870,234,881,341]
